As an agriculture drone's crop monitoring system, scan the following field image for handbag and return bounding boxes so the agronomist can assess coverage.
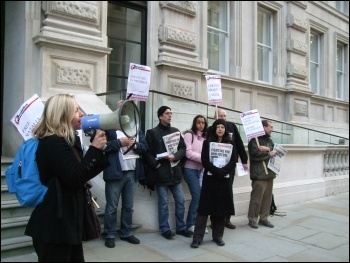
[82,182,102,241]
[71,147,102,241]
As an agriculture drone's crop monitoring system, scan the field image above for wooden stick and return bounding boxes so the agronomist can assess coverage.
[255,137,268,174]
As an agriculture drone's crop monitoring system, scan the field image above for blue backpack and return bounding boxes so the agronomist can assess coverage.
[5,138,48,207]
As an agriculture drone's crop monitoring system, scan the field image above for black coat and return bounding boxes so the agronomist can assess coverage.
[25,135,109,244]
[197,139,236,217]
[208,121,248,167]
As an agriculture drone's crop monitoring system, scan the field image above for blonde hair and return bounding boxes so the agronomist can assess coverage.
[32,94,77,146]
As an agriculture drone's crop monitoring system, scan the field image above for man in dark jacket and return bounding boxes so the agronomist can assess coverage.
[208,108,248,229]
[143,106,192,240]
[103,100,148,248]
[247,119,277,229]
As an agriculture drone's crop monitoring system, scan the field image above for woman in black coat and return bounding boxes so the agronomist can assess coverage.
[25,94,109,262]
[190,119,236,248]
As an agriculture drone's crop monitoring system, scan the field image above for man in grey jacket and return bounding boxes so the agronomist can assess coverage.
[247,120,277,229]
[143,106,192,239]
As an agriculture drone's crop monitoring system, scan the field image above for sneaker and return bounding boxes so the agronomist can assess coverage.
[120,235,140,244]
[258,220,274,228]
[105,237,115,248]
[225,221,236,229]
[205,227,209,234]
[249,222,258,229]
[188,225,195,232]
[176,229,192,237]
[213,238,225,246]
[190,240,201,248]
[161,230,175,239]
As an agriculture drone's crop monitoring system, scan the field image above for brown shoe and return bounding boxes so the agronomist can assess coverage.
[225,221,236,229]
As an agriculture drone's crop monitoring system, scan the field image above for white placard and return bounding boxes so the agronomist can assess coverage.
[205,75,222,105]
[11,94,44,141]
[236,163,249,177]
[126,63,151,101]
[240,109,265,140]
[268,143,288,175]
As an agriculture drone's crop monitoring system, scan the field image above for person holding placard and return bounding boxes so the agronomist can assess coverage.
[190,119,236,248]
[143,106,192,240]
[247,120,277,229]
[208,108,248,230]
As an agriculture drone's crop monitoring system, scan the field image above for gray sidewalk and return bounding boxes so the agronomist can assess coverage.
[3,192,349,262]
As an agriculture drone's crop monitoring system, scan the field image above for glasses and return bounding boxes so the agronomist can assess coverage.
[163,112,172,115]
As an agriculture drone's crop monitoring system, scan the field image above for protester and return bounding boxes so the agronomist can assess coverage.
[207,108,248,229]
[25,94,109,262]
[103,100,148,248]
[247,119,277,229]
[183,115,208,234]
[191,119,236,248]
[143,106,192,239]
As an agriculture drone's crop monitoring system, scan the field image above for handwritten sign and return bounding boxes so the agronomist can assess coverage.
[126,63,151,101]
[11,94,44,141]
[240,109,265,140]
[205,75,222,105]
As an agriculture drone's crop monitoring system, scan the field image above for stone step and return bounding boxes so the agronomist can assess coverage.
[1,200,34,220]
[1,235,34,260]
[1,215,30,239]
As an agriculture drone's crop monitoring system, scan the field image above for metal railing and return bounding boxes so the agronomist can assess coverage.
[96,90,349,146]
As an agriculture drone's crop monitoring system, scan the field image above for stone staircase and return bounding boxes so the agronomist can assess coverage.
[1,156,141,260]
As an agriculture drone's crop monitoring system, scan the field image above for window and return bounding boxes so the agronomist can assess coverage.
[107,2,147,93]
[257,7,272,83]
[336,44,345,99]
[336,1,349,15]
[207,1,228,73]
[310,31,320,94]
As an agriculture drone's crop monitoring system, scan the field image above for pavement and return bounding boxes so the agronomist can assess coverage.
[2,192,349,262]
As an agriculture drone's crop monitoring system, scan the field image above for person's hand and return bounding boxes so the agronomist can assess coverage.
[91,129,107,150]
[167,154,177,162]
[269,150,277,157]
[258,146,270,152]
[243,164,249,171]
[119,137,129,147]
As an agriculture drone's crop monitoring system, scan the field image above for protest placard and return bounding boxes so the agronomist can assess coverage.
[126,63,151,101]
[208,142,233,178]
[205,75,222,105]
[11,94,44,141]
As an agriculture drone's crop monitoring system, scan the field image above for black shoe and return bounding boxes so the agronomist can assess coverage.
[213,238,225,246]
[105,237,115,248]
[176,229,192,237]
[190,240,201,248]
[225,221,236,229]
[161,230,175,239]
[120,235,140,244]
[249,222,259,229]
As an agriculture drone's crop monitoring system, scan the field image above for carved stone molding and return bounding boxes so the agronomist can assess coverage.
[159,1,197,16]
[291,1,307,9]
[294,99,308,117]
[159,25,197,50]
[286,14,307,32]
[43,1,99,23]
[56,64,91,87]
[171,82,194,98]
[286,39,308,55]
[287,63,308,79]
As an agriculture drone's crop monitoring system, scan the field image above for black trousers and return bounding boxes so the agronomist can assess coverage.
[226,173,235,221]
[33,239,85,262]
[193,213,225,242]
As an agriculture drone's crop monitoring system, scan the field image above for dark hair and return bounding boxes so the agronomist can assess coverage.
[208,119,230,142]
[191,115,208,138]
[262,119,271,127]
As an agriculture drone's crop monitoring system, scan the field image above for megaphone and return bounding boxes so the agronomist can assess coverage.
[81,100,141,138]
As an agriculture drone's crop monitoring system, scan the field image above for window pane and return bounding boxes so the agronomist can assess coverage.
[208,1,227,31]
[337,45,343,71]
[310,32,319,63]
[257,45,270,82]
[208,29,226,71]
[257,10,271,46]
[310,62,318,93]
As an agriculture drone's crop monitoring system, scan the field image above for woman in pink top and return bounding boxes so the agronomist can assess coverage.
[183,115,208,233]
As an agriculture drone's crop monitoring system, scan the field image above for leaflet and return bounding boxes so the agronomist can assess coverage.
[162,131,181,167]
[209,142,233,178]
[267,143,287,175]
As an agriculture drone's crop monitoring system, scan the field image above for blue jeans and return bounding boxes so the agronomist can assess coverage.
[104,170,136,239]
[156,183,186,233]
[183,168,201,228]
